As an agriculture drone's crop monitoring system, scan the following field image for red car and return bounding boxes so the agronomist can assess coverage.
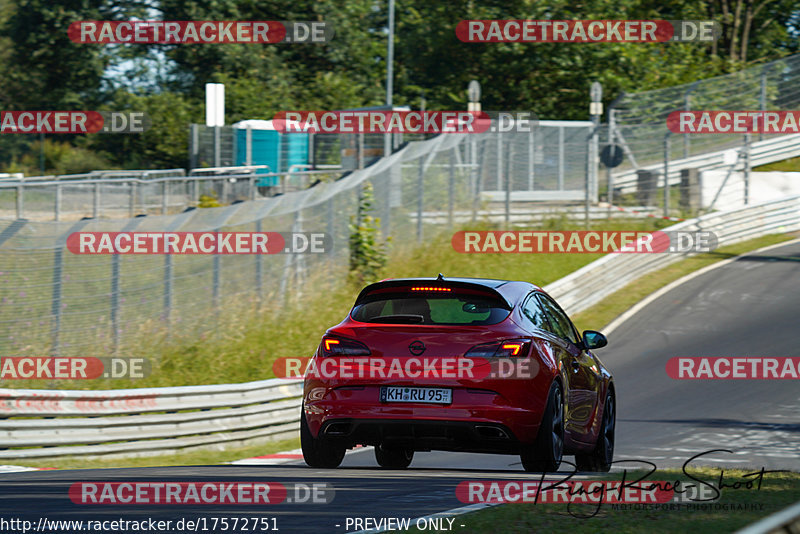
[301,275,615,472]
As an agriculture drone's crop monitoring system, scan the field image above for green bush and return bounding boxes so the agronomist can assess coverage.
[348,181,388,285]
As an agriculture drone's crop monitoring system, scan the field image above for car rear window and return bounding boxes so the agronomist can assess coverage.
[351,291,511,325]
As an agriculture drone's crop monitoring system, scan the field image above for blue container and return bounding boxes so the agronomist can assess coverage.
[235,128,308,187]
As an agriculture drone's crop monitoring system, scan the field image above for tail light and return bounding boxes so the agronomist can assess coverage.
[320,335,371,357]
[465,339,531,358]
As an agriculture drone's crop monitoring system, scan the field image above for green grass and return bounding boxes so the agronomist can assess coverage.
[403,468,800,533]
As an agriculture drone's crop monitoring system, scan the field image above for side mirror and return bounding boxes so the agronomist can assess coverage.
[582,330,607,350]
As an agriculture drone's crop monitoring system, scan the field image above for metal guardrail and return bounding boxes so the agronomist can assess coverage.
[0,378,302,459]
[735,499,800,534]
[19,169,188,182]
[0,169,344,220]
[189,165,270,176]
[545,194,800,316]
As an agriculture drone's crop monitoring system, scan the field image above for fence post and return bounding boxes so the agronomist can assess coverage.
[383,172,392,238]
[663,133,671,218]
[55,184,62,221]
[683,91,691,159]
[471,138,480,223]
[279,211,299,297]
[759,72,767,143]
[448,148,455,228]
[190,124,199,169]
[93,182,101,218]
[16,184,23,219]
[162,182,168,214]
[744,133,751,205]
[214,126,221,167]
[111,251,121,355]
[161,210,195,327]
[528,127,535,191]
[164,254,173,325]
[496,131,502,190]
[505,141,512,228]
[606,108,616,214]
[327,197,335,248]
[358,133,365,170]
[129,182,137,217]
[51,219,92,356]
[255,218,263,301]
[558,125,565,191]
[584,133,591,228]
[213,253,221,309]
[417,156,424,242]
[50,248,63,356]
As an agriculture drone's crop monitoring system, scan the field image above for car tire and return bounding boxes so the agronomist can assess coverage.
[300,407,346,468]
[575,390,615,472]
[520,382,564,472]
[374,444,414,469]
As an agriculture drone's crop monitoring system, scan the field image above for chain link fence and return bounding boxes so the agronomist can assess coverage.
[0,124,599,360]
[603,53,800,219]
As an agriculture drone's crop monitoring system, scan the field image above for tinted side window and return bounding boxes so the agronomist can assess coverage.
[537,295,579,344]
[522,293,553,332]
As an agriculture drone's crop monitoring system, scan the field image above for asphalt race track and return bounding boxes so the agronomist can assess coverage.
[2,240,799,532]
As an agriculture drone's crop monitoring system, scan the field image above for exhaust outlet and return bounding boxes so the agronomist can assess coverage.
[324,422,351,435]
[475,425,509,439]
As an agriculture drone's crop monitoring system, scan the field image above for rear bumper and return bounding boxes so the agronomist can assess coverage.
[303,384,546,451]
[317,418,524,454]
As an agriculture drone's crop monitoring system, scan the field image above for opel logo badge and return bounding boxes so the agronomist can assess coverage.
[409,340,426,356]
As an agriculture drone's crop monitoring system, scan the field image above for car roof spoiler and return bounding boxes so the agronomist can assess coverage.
[353,278,513,308]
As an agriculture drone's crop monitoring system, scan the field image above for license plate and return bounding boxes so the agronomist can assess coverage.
[380,386,452,404]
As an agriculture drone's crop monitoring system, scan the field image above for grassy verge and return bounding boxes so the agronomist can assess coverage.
[406,468,800,534]
[9,438,300,470]
[754,156,800,172]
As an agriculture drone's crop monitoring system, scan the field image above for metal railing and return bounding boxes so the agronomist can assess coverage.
[0,170,343,221]
[545,194,800,316]
[0,378,303,459]
[735,499,800,534]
